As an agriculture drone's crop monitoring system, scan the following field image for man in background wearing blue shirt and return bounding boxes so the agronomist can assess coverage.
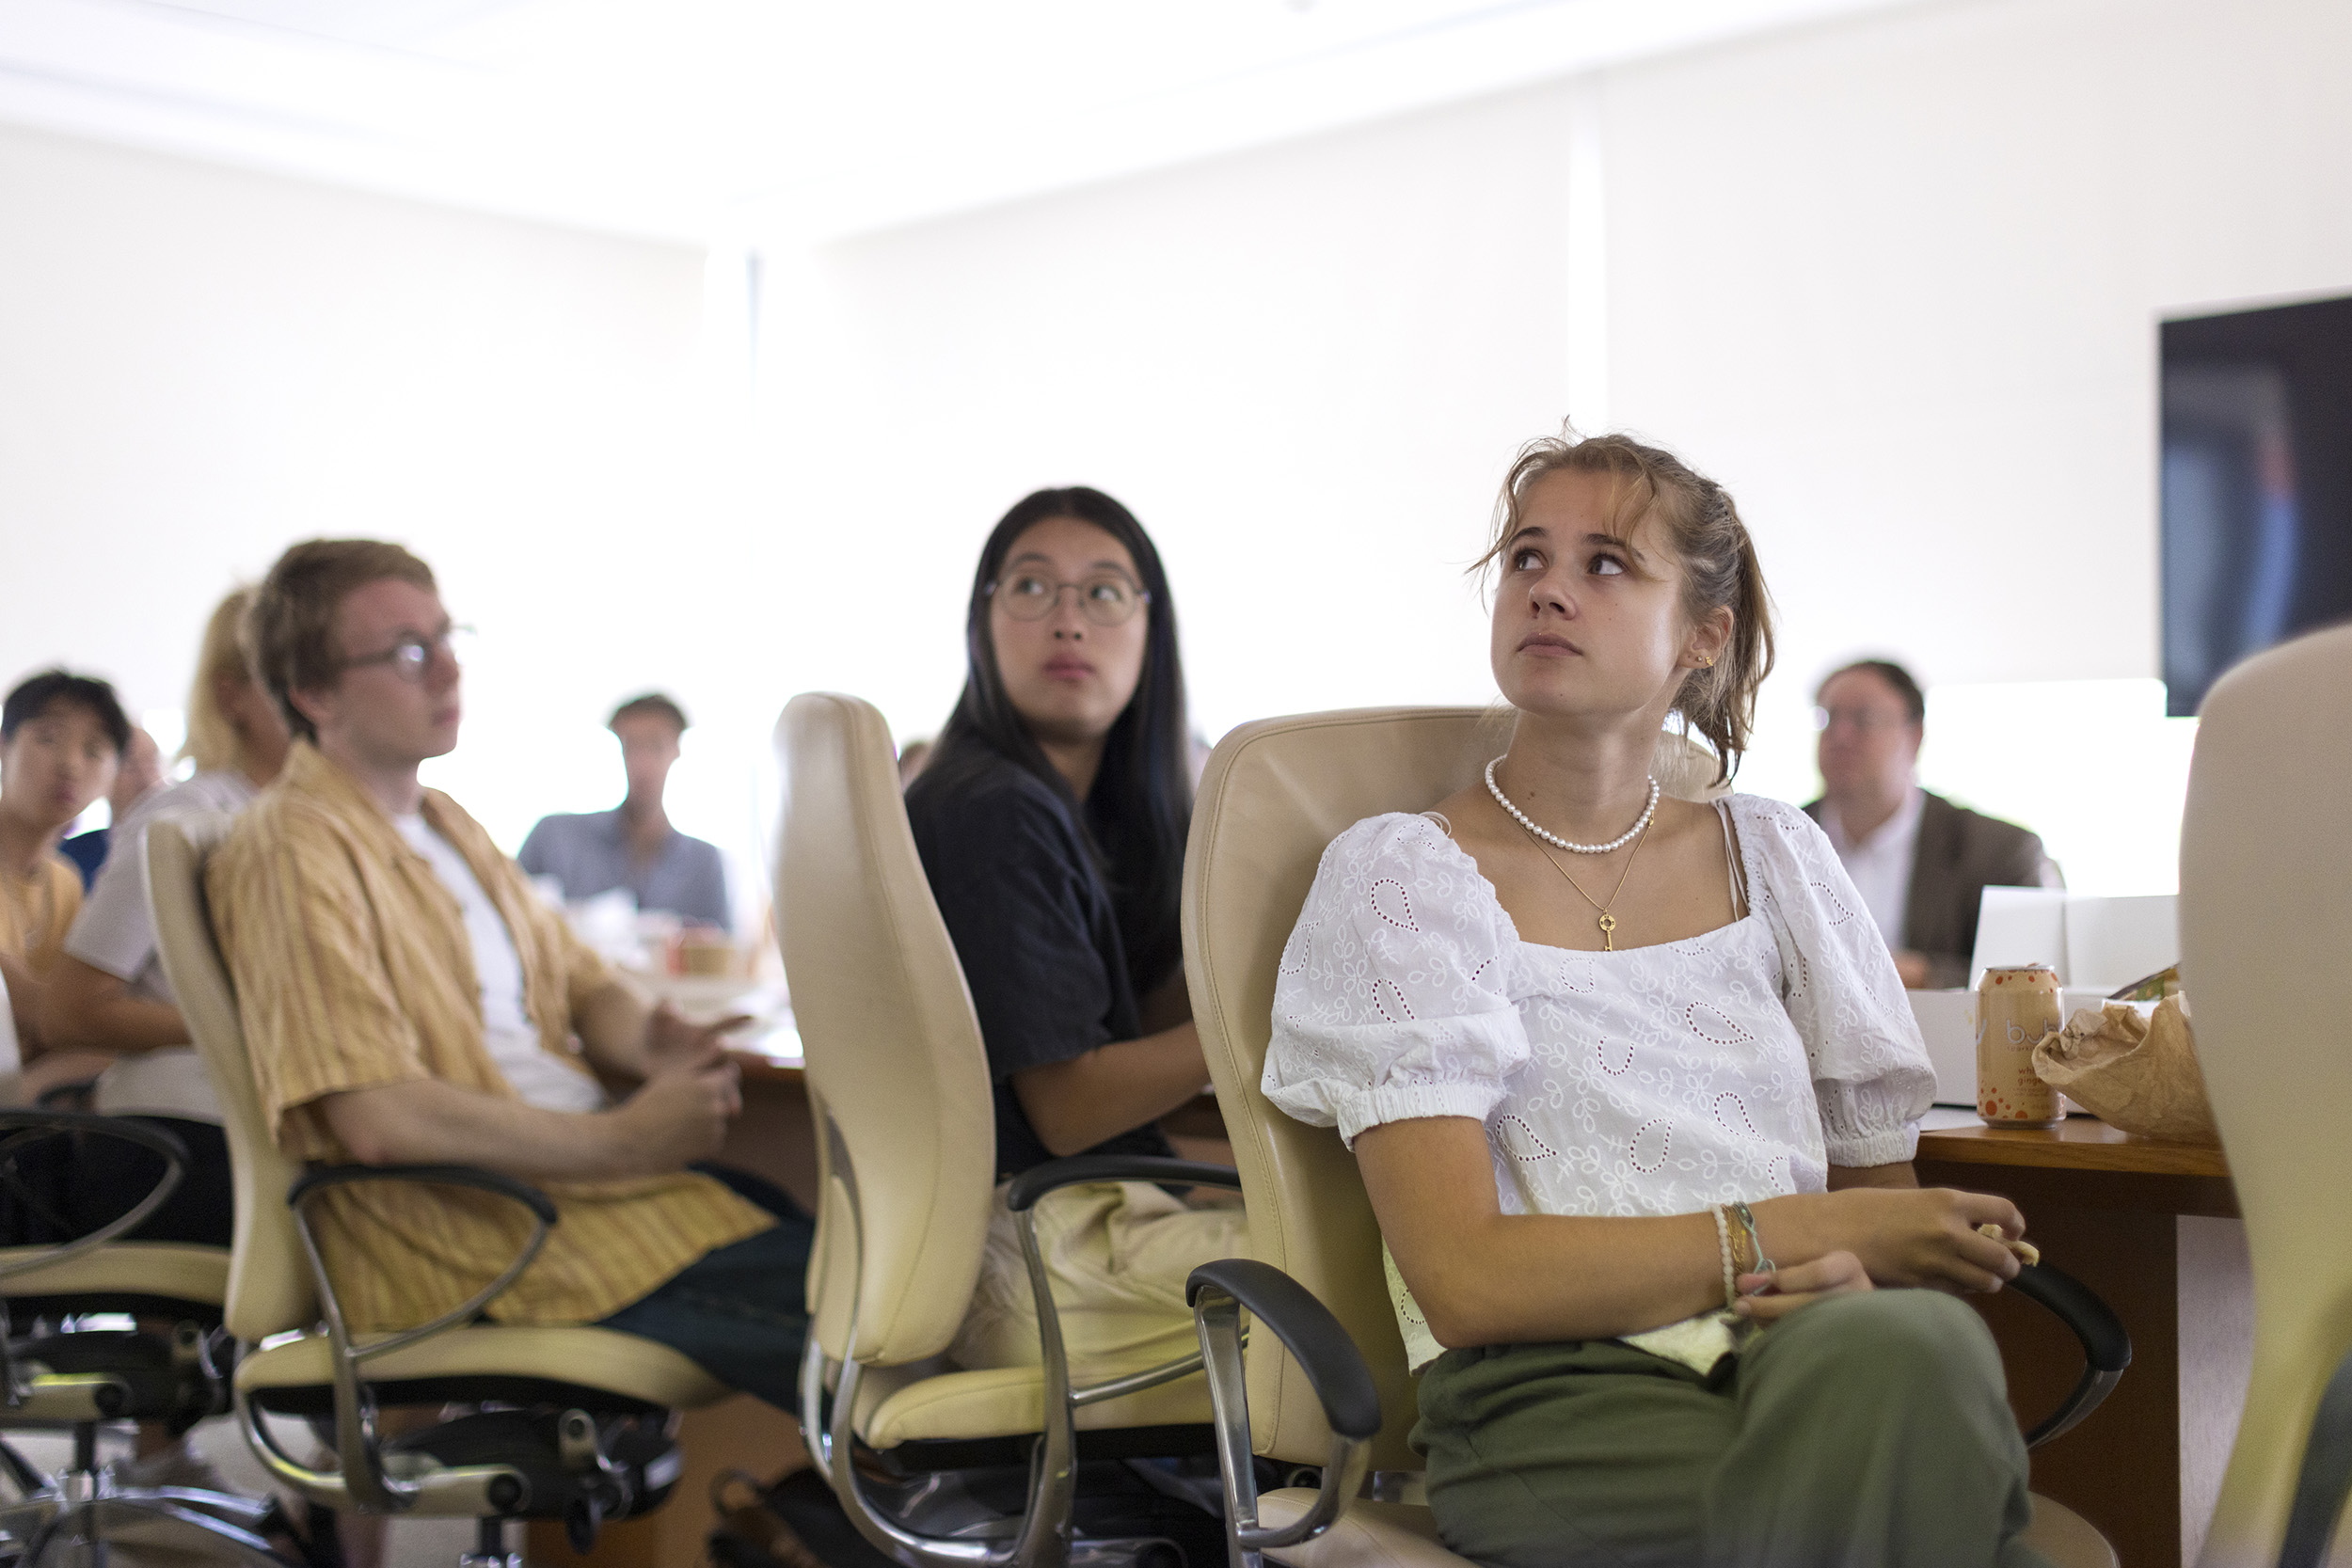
[519,693,730,930]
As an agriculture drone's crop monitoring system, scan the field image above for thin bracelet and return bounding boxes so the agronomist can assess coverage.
[1712,1206,1738,1310]
[1730,1202,1774,1282]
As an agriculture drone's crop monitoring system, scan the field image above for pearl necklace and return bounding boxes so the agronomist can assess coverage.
[1484,757,1660,854]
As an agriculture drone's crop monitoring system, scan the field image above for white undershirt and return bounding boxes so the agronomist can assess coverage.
[392,815,605,1116]
[1822,786,1925,951]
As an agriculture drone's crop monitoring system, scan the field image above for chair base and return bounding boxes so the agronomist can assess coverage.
[239,1391,687,1561]
[454,1515,523,1568]
[808,1453,1220,1568]
[0,1481,294,1565]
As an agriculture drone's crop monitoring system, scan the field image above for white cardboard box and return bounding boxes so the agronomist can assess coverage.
[1967,888,2178,992]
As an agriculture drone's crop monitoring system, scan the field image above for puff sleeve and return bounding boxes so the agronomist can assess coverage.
[1734,796,1936,1167]
[1263,813,1528,1148]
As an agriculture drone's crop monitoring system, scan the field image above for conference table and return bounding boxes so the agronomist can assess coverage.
[533,1060,2249,1568]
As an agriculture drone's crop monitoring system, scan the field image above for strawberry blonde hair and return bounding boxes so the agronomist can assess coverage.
[1479,428,1775,784]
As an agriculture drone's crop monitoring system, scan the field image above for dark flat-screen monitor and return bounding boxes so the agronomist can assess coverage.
[2162,294,2352,716]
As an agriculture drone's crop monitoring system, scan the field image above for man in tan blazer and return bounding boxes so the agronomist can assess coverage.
[1803,660,2058,989]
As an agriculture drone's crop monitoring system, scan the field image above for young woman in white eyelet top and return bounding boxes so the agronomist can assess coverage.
[1263,431,2052,1568]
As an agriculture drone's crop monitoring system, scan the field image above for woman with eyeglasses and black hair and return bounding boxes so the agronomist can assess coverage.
[904,486,1243,1380]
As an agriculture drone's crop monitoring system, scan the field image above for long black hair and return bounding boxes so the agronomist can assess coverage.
[919,486,1193,990]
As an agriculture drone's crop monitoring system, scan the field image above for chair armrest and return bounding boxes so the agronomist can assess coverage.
[0,1110,188,1284]
[286,1163,562,1363]
[2008,1262,2131,1448]
[2279,1340,2352,1568]
[1188,1258,1379,1557]
[1004,1155,1239,1212]
[1186,1259,1380,1442]
[289,1164,559,1226]
[285,1161,563,1513]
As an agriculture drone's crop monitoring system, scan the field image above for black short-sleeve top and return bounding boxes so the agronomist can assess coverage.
[904,752,1177,1179]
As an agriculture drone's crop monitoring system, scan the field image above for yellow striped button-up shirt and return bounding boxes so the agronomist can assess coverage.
[207,742,770,1334]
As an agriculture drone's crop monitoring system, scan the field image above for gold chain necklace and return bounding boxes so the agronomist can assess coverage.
[1520,812,1655,952]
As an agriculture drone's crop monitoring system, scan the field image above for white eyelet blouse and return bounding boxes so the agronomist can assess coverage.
[1262,793,1935,1372]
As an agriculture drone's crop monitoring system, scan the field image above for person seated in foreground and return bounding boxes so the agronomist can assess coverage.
[58,724,163,889]
[1805,658,2060,989]
[519,692,731,932]
[38,588,291,1249]
[208,539,810,1413]
[16,597,294,1505]
[903,486,1242,1379]
[1,670,126,1085]
[1263,431,2045,1568]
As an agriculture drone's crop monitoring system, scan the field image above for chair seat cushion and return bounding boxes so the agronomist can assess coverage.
[235,1324,730,1415]
[853,1361,1212,1449]
[1256,1488,2115,1568]
[0,1242,229,1307]
[2019,1495,2117,1568]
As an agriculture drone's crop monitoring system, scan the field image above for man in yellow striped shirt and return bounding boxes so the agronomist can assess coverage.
[207,538,810,1413]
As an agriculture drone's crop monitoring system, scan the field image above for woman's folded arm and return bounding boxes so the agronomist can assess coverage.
[1356,1116,1728,1349]
[1359,1118,2029,1352]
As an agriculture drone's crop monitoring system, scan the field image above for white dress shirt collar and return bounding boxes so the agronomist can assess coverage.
[1823,786,1925,950]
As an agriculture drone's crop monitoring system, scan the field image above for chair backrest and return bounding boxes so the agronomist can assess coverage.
[144,815,317,1342]
[773,693,995,1368]
[1184,706,1724,1471]
[2179,626,2352,1567]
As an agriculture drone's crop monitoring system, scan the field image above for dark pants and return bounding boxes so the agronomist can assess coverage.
[74,1117,235,1246]
[596,1165,814,1414]
[1415,1291,2048,1568]
[0,1117,233,1248]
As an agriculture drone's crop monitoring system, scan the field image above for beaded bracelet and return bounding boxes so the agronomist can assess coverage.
[1711,1206,1738,1310]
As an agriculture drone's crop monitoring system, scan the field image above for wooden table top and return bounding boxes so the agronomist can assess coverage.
[726,1050,806,1086]
[1916,1117,2230,1180]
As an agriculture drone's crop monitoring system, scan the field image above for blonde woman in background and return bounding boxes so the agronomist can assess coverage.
[36,586,291,1244]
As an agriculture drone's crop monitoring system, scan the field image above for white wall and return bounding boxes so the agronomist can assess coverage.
[1600,0,2352,810]
[755,0,2350,894]
[0,126,779,920]
[753,82,1584,747]
[6,0,2345,912]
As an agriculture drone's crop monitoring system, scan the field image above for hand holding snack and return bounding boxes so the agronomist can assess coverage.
[1979,1222,2040,1267]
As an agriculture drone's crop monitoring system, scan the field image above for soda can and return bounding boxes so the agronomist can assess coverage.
[1977,965,2065,1129]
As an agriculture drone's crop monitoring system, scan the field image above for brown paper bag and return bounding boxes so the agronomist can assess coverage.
[2030,996,2218,1145]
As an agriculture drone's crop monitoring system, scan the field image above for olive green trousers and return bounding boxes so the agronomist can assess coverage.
[1413,1291,2051,1568]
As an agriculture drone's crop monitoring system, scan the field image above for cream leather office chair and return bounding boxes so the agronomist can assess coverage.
[1178,706,2124,1568]
[145,814,733,1568]
[775,692,1245,1568]
[2180,624,2352,1568]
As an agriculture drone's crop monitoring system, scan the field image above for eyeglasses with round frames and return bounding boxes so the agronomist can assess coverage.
[341,625,477,683]
[986,572,1150,627]
[1811,705,1911,735]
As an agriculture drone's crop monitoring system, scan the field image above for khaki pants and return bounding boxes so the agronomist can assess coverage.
[1415,1291,2050,1568]
[951,1180,1248,1380]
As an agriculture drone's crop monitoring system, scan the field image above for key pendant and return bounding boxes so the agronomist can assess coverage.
[1597,912,1617,951]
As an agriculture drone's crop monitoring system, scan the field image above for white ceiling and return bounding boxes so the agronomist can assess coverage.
[0,0,1931,246]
